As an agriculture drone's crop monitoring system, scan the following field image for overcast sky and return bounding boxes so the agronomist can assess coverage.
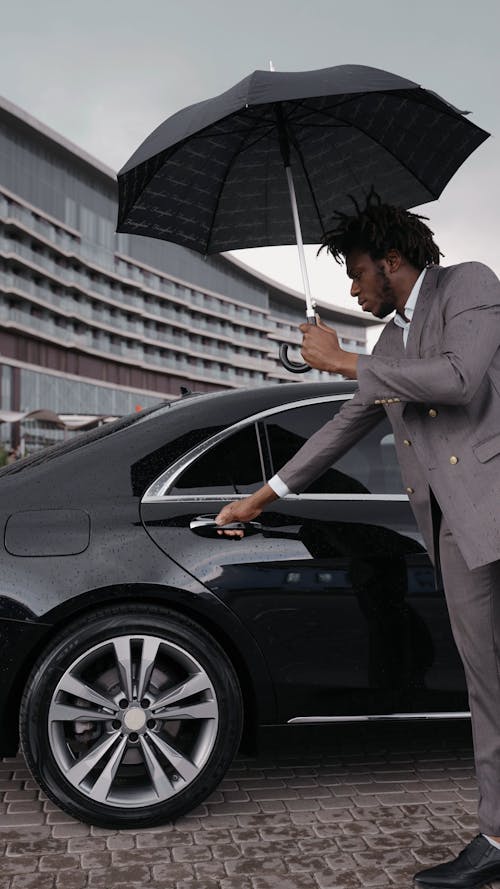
[1,0,499,347]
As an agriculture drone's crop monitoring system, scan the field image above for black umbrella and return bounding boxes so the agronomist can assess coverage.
[117,64,489,371]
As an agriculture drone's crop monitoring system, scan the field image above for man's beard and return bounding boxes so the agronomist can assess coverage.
[374,268,398,318]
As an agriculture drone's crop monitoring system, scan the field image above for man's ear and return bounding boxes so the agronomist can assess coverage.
[385,249,402,272]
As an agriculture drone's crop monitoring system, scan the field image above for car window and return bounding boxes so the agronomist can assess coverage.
[169,423,264,496]
[262,400,405,495]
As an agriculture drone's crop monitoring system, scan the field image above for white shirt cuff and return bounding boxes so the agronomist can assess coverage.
[268,474,291,497]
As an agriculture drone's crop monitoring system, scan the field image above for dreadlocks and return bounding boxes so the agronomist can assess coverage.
[319,190,442,269]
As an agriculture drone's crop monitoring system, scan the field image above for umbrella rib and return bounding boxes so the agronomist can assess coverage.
[205,124,275,253]
[289,90,468,126]
[288,95,471,199]
[187,122,273,140]
[289,97,439,201]
[331,110,440,200]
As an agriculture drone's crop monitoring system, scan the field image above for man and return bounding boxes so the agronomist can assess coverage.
[215,194,500,888]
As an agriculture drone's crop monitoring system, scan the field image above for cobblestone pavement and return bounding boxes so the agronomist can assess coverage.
[2,721,500,889]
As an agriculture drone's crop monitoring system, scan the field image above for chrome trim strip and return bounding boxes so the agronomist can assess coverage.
[143,494,248,503]
[276,493,408,501]
[141,492,409,504]
[142,394,355,500]
[288,712,471,724]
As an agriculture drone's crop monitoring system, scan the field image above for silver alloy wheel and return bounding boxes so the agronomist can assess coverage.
[47,634,219,808]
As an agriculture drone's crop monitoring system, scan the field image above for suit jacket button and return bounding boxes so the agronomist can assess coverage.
[449,455,459,465]
[403,439,411,446]
[428,408,438,417]
[406,487,414,494]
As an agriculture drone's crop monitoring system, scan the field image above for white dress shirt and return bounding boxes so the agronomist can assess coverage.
[267,268,427,498]
[392,267,426,347]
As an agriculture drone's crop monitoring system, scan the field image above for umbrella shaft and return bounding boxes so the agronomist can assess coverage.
[285,165,315,320]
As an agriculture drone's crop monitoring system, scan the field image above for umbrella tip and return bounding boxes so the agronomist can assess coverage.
[269,60,275,71]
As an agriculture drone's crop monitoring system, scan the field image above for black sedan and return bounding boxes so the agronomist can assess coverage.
[0,381,468,828]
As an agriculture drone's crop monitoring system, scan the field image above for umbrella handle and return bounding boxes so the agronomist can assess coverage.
[279,344,310,373]
[279,315,316,373]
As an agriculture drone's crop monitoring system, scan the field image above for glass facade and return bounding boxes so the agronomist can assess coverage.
[0,97,376,451]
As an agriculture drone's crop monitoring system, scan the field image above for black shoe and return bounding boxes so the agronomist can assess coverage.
[414,834,500,887]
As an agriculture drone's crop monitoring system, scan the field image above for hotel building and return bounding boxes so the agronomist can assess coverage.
[0,95,380,448]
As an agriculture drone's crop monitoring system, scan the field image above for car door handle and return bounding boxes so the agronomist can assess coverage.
[189,515,263,537]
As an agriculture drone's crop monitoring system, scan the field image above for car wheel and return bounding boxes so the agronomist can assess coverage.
[20,605,243,828]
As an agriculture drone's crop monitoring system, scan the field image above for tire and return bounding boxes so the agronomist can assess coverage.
[20,605,243,828]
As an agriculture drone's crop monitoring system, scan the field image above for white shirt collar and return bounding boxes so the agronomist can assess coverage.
[393,268,426,330]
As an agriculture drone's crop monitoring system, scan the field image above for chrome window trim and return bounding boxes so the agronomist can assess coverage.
[142,393,354,501]
[141,393,408,503]
[287,712,470,724]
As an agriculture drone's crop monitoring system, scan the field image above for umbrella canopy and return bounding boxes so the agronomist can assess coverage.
[117,64,489,255]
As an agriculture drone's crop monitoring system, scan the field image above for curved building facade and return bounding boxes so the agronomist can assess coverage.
[0,95,380,448]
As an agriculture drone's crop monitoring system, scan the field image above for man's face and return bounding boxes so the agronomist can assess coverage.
[346,249,397,319]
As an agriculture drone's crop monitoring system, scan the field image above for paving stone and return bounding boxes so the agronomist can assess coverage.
[0,812,45,826]
[105,834,136,851]
[225,856,287,876]
[198,815,238,829]
[219,880,253,889]
[229,828,260,843]
[411,845,458,865]
[50,823,90,838]
[252,876,315,889]
[338,820,380,836]
[240,840,297,859]
[4,790,38,801]
[7,802,43,816]
[288,851,355,873]
[193,860,227,880]
[365,833,422,851]
[81,851,112,869]
[212,843,241,860]
[289,811,318,825]
[248,788,298,801]
[353,866,391,886]
[315,868,363,888]
[336,836,369,852]
[39,853,80,871]
[67,837,107,853]
[135,830,193,848]
[150,861,195,881]
[171,844,212,862]
[112,847,172,867]
[353,848,416,868]
[297,836,340,854]
[194,829,231,845]
[45,811,78,825]
[6,837,67,857]
[10,876,55,889]
[259,825,315,841]
[0,858,37,875]
[88,863,152,885]
[175,881,219,889]
[54,872,87,889]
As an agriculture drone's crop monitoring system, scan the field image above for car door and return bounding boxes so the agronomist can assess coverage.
[141,393,467,723]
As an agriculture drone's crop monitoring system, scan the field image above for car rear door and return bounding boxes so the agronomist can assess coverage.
[141,394,467,723]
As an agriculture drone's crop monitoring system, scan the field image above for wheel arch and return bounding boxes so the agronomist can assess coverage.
[6,583,277,755]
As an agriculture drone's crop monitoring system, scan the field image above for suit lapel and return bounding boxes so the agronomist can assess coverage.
[404,266,440,358]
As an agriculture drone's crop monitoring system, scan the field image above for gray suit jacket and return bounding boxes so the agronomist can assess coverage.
[277,261,500,570]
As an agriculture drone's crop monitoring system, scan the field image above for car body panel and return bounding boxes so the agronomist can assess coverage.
[0,381,468,758]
